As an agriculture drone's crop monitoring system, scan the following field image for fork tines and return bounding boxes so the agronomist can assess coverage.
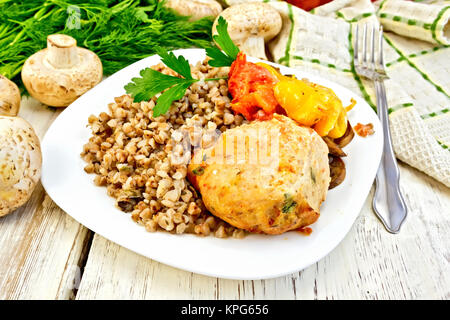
[354,23,387,80]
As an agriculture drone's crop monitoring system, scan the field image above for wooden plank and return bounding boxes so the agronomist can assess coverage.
[293,163,450,300]
[0,97,92,299]
[76,162,450,300]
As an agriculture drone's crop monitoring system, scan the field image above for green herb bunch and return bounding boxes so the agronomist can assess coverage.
[125,17,240,117]
[0,0,214,93]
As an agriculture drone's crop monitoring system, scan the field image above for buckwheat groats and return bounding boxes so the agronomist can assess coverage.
[81,59,247,238]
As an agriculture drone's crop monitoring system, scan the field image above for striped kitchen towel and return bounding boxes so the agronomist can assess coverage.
[222,0,450,187]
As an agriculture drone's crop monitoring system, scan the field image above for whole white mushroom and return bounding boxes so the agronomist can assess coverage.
[165,0,222,21]
[0,75,21,116]
[21,34,102,107]
[0,116,42,217]
[212,2,282,60]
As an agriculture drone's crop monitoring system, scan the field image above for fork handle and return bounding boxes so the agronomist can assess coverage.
[372,80,408,233]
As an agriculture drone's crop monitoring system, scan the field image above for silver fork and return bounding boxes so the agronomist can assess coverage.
[354,24,407,233]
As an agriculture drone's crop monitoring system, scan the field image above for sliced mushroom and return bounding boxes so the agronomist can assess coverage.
[0,116,42,217]
[212,2,282,60]
[328,155,346,190]
[21,34,103,107]
[0,75,21,116]
[334,121,355,148]
[165,0,222,21]
[323,136,347,157]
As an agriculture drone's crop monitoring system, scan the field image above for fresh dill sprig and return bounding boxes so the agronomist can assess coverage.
[0,0,214,93]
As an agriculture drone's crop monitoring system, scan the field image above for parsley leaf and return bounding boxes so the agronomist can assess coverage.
[152,80,196,117]
[205,47,236,67]
[207,16,240,67]
[156,48,194,80]
[213,17,240,60]
[125,47,199,108]
[124,68,185,102]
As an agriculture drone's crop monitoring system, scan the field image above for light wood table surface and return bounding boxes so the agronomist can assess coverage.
[0,96,449,300]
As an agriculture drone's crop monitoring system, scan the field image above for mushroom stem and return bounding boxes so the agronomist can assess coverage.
[22,33,103,107]
[240,36,267,60]
[212,2,282,61]
[46,34,79,69]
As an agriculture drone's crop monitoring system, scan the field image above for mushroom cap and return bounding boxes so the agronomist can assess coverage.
[165,0,222,21]
[0,75,21,116]
[0,116,42,217]
[21,34,103,107]
[212,2,282,43]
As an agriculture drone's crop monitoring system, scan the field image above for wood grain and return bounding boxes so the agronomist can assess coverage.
[76,162,450,300]
[0,98,92,299]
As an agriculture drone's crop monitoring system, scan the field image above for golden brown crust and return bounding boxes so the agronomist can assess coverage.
[188,115,330,235]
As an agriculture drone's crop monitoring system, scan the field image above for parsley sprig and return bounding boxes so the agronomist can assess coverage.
[206,17,240,67]
[124,49,199,117]
[124,17,240,117]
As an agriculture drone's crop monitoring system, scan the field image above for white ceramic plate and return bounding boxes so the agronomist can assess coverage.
[41,49,383,280]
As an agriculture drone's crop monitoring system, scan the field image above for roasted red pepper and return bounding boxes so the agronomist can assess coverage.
[228,52,279,121]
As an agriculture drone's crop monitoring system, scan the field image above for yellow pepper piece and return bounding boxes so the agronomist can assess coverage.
[313,98,341,136]
[260,63,354,138]
[273,79,327,127]
[326,98,355,138]
[327,108,348,138]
